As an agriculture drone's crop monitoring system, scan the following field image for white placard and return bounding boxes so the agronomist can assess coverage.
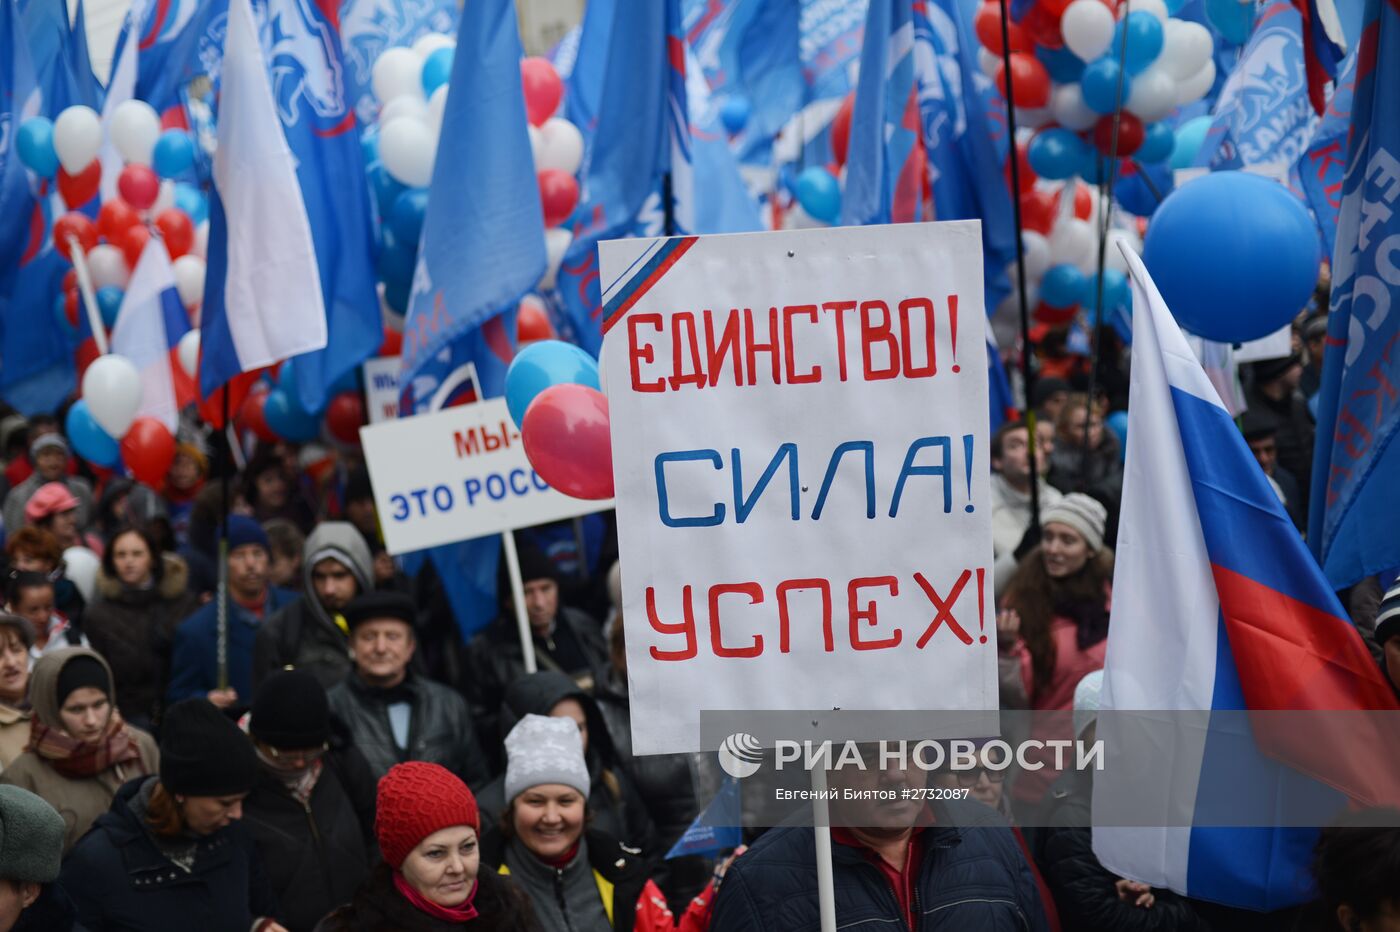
[360,397,607,555]
[362,356,401,423]
[601,223,998,756]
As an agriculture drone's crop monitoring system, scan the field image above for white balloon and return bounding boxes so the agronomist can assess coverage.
[378,117,436,187]
[87,244,130,290]
[151,179,176,216]
[1049,218,1096,272]
[1022,231,1052,280]
[176,329,201,378]
[412,33,455,59]
[378,94,428,127]
[1061,0,1115,62]
[81,354,142,438]
[372,47,425,104]
[527,124,544,165]
[172,255,206,307]
[110,99,162,166]
[193,221,209,260]
[426,85,448,134]
[52,105,102,174]
[783,202,825,230]
[62,547,100,605]
[1133,0,1169,22]
[1175,58,1216,106]
[1018,107,1054,129]
[1051,83,1099,130]
[539,228,573,290]
[1127,64,1179,123]
[536,118,584,175]
[978,48,1001,79]
[1161,20,1213,80]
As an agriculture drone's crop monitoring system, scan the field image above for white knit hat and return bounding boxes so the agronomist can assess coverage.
[1040,493,1108,553]
[1072,669,1104,740]
[504,714,591,803]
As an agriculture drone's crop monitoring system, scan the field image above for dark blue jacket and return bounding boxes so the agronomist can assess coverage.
[166,587,297,705]
[711,801,1050,932]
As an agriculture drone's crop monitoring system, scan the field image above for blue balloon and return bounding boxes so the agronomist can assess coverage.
[263,388,322,442]
[1136,121,1176,163]
[53,293,76,340]
[1036,45,1085,83]
[1114,161,1174,216]
[1079,148,1115,184]
[1041,264,1089,309]
[96,286,124,328]
[152,129,196,178]
[1206,0,1254,44]
[504,340,601,429]
[389,188,429,247]
[719,96,751,134]
[1143,171,1321,343]
[1027,128,1087,181]
[1169,115,1212,169]
[383,278,411,315]
[361,128,379,166]
[1163,0,1187,13]
[1104,410,1129,458]
[1084,268,1130,313]
[1081,58,1127,114]
[421,47,454,96]
[173,183,208,225]
[1115,11,1164,74]
[17,117,58,177]
[377,233,417,290]
[795,166,841,223]
[66,400,121,467]
[368,162,405,213]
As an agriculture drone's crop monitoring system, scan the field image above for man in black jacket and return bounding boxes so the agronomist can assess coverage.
[326,591,491,789]
[243,670,377,932]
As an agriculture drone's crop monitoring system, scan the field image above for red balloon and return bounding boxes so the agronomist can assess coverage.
[119,224,151,268]
[62,269,78,292]
[58,160,102,209]
[1093,113,1145,157]
[1073,182,1093,220]
[1021,189,1058,236]
[1021,3,1065,48]
[199,370,261,430]
[521,57,563,127]
[53,212,98,261]
[378,327,403,357]
[237,388,277,442]
[120,417,177,486]
[521,384,613,500]
[154,208,195,258]
[1008,139,1037,195]
[538,170,579,228]
[1034,302,1079,326]
[97,199,142,243]
[1037,0,1076,17]
[324,392,366,445]
[63,289,81,328]
[973,3,1031,54]
[517,299,555,343]
[117,164,161,211]
[995,53,1051,109]
[76,341,101,381]
[160,106,190,131]
[830,94,854,167]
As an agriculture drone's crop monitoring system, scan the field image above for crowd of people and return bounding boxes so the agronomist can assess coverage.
[0,295,1394,931]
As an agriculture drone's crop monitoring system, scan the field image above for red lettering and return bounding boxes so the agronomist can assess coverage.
[913,570,975,647]
[860,300,901,381]
[703,308,744,386]
[629,313,665,392]
[482,421,511,451]
[898,297,936,378]
[669,311,707,391]
[822,301,858,381]
[453,429,480,458]
[743,308,780,386]
[709,583,765,658]
[776,578,834,653]
[781,305,822,383]
[847,577,902,651]
[1335,407,1371,459]
[647,586,697,661]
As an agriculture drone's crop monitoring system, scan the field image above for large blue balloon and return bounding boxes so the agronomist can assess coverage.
[263,387,322,442]
[66,400,121,467]
[152,130,196,178]
[505,340,601,429]
[1206,0,1254,44]
[1169,116,1212,169]
[1136,121,1176,163]
[1036,45,1085,83]
[1143,172,1321,343]
[1027,128,1087,181]
[96,286,125,328]
[795,166,842,223]
[390,188,429,247]
[17,117,59,177]
[173,183,208,225]
[1042,264,1089,309]
[1116,12,1164,74]
[1081,58,1127,114]
[720,96,751,134]
[421,47,454,97]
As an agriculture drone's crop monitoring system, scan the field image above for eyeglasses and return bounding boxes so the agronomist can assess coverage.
[953,767,1006,787]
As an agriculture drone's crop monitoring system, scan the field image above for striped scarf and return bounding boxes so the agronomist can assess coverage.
[28,711,149,780]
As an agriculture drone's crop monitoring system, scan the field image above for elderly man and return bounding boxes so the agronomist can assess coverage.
[2,434,94,535]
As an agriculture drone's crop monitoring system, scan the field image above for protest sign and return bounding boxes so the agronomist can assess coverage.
[362,356,402,423]
[600,222,997,756]
[360,396,607,555]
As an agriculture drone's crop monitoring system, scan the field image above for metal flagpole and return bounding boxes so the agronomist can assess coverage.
[811,763,838,932]
[501,532,538,674]
[216,385,231,691]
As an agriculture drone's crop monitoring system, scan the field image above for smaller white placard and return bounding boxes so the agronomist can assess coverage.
[362,356,401,423]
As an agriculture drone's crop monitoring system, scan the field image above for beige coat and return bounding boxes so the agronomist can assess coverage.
[0,647,158,852]
[0,702,31,769]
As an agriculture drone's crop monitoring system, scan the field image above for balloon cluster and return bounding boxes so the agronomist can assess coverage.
[364,37,582,316]
[66,356,176,486]
[504,341,611,500]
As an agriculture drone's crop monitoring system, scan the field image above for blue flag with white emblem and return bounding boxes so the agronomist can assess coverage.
[337,0,458,123]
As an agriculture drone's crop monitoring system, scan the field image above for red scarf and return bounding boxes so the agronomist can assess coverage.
[392,872,479,923]
[28,710,149,780]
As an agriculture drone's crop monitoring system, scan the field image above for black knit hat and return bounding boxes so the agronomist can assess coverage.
[159,699,256,797]
[343,590,416,631]
[516,541,557,584]
[250,669,329,750]
[56,655,111,708]
[1249,354,1301,385]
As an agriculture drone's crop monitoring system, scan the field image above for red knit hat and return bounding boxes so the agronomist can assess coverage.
[375,762,480,869]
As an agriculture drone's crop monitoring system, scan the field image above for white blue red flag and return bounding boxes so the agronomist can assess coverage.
[111,238,192,432]
[1093,245,1400,911]
[198,0,326,399]
[1309,0,1400,589]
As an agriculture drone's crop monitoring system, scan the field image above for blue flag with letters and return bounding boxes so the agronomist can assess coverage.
[338,0,458,123]
[1296,46,1354,257]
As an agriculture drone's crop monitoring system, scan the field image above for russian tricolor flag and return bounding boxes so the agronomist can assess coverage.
[1092,246,1400,911]
[111,237,192,433]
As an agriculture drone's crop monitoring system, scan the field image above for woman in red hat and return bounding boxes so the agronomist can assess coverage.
[317,762,540,931]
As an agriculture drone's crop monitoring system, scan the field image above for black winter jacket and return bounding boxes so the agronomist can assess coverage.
[327,670,491,789]
[711,800,1050,932]
[315,863,541,932]
[14,883,82,931]
[243,741,379,932]
[60,776,278,932]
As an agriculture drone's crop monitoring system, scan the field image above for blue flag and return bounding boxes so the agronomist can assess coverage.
[841,0,923,226]
[1296,47,1354,256]
[130,0,228,117]
[552,0,613,142]
[338,0,458,123]
[1308,0,1400,588]
[0,0,36,271]
[261,0,381,413]
[666,777,743,860]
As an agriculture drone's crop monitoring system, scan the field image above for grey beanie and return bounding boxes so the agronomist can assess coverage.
[0,785,64,882]
[504,713,591,803]
[1040,493,1108,553]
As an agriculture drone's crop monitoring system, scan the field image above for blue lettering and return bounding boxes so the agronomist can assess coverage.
[733,443,800,523]
[655,450,726,528]
[464,478,483,505]
[390,494,409,521]
[432,485,453,512]
[811,441,875,520]
[509,469,530,496]
[889,436,952,516]
[530,471,550,491]
[409,489,429,516]
[486,474,507,500]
